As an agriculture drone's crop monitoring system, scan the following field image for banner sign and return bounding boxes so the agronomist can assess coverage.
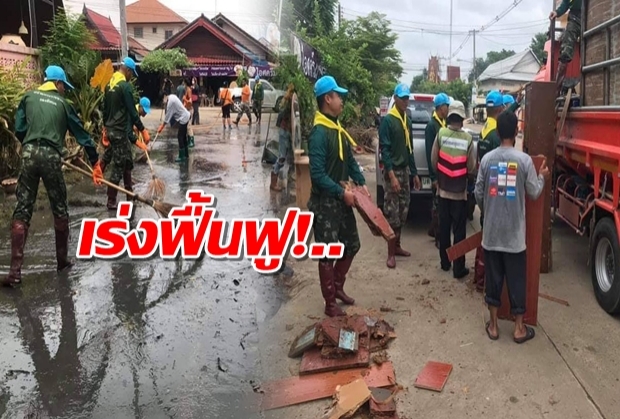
[182,64,275,78]
[291,34,325,81]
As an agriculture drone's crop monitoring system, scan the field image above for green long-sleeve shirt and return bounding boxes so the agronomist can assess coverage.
[478,117,501,161]
[507,102,520,113]
[556,0,581,18]
[424,117,444,181]
[253,82,264,102]
[103,72,144,138]
[379,112,417,175]
[308,115,365,199]
[14,83,99,165]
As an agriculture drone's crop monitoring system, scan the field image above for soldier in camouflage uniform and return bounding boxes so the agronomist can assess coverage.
[550,0,582,94]
[307,75,369,317]
[380,83,421,269]
[94,57,150,209]
[3,66,100,286]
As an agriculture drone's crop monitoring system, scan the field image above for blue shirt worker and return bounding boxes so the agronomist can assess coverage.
[380,83,420,269]
[307,75,368,317]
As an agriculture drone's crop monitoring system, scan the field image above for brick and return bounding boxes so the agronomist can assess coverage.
[347,184,395,241]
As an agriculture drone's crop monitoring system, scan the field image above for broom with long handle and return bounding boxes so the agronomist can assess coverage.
[63,160,176,218]
[139,134,166,200]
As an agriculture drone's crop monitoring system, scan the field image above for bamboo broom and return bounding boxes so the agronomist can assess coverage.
[63,160,176,218]
[138,133,166,200]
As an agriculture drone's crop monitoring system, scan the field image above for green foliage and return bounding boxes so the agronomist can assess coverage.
[408,74,473,109]
[236,69,250,86]
[410,69,429,92]
[530,32,547,64]
[344,13,403,97]
[0,60,38,178]
[273,55,315,138]
[468,49,516,83]
[282,0,338,37]
[140,48,193,74]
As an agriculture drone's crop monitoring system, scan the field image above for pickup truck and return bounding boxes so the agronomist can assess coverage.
[375,93,479,210]
[221,79,285,113]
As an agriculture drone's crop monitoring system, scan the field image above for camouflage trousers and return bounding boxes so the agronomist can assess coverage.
[14,142,67,224]
[383,167,411,229]
[308,194,361,259]
[560,17,581,63]
[253,100,263,121]
[105,133,134,186]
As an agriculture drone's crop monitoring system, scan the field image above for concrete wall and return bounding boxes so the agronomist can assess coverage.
[128,23,185,50]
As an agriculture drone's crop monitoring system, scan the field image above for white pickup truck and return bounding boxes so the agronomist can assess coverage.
[221,79,285,113]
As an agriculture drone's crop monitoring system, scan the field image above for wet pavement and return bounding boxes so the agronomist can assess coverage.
[0,110,290,419]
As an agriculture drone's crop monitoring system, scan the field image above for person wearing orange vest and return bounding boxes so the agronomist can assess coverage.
[220,82,234,130]
[431,100,477,279]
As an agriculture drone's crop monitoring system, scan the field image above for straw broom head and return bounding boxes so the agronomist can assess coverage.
[145,175,166,201]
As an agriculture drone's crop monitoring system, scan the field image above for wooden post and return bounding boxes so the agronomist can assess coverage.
[295,149,311,210]
[497,156,546,326]
[522,81,556,273]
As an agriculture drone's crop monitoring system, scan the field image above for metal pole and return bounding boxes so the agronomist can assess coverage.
[278,0,283,28]
[28,0,38,48]
[119,0,128,57]
[449,0,453,64]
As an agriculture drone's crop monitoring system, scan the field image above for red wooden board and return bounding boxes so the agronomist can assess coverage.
[498,156,545,326]
[260,362,396,411]
[300,346,370,375]
[349,185,395,241]
[413,361,453,392]
[319,315,368,346]
[446,231,482,262]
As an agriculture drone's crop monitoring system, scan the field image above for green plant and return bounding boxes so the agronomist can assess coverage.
[273,55,315,139]
[140,48,193,74]
[0,60,38,178]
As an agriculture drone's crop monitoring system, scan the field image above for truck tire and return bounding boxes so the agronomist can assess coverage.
[376,184,384,213]
[590,217,620,314]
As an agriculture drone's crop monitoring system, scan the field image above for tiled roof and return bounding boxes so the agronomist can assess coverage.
[83,6,149,55]
[478,49,541,82]
[126,0,188,24]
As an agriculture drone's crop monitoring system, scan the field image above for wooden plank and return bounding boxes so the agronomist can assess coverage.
[522,82,556,273]
[260,362,396,411]
[446,231,482,262]
[300,346,370,375]
[295,150,311,210]
[498,156,546,326]
[345,184,395,241]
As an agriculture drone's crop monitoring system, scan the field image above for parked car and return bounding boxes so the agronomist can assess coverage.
[375,93,479,210]
[223,79,285,113]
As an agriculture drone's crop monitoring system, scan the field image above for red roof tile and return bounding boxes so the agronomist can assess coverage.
[126,0,188,24]
[83,6,149,55]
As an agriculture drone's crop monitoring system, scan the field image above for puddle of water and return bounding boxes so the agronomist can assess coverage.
[0,117,292,419]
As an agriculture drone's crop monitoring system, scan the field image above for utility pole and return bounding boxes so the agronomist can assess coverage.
[28,0,38,48]
[472,29,476,82]
[338,3,342,29]
[449,0,453,64]
[277,0,283,28]
[119,0,128,58]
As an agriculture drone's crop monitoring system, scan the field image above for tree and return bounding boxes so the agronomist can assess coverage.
[140,48,192,73]
[345,13,403,96]
[281,0,338,37]
[409,78,473,109]
[530,32,547,64]
[468,49,515,83]
[410,69,428,92]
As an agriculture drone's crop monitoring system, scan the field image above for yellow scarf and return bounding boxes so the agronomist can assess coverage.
[38,81,58,92]
[388,106,412,153]
[481,117,497,139]
[432,111,446,129]
[313,111,357,161]
[108,71,126,90]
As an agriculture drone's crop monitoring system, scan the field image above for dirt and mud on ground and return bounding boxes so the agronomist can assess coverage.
[0,108,618,419]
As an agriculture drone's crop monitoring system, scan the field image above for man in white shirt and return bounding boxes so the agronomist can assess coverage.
[157,94,191,163]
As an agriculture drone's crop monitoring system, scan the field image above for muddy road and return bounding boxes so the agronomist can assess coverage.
[0,109,288,419]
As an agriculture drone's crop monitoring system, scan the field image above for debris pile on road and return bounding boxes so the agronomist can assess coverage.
[261,312,401,417]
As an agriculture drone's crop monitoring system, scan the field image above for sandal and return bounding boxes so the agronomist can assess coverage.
[514,325,535,344]
[485,321,499,341]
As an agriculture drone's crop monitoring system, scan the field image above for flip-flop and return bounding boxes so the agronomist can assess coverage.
[485,321,499,341]
[514,325,536,344]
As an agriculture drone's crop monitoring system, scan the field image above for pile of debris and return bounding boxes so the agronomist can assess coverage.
[261,313,401,418]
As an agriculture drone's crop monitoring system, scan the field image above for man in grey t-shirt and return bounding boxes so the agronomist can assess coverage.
[474,111,549,344]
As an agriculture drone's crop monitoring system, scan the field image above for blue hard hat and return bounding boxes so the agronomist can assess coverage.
[139,97,151,114]
[486,90,504,107]
[503,94,515,105]
[122,57,139,77]
[44,65,74,90]
[255,74,260,81]
[434,93,450,108]
[314,75,348,97]
[394,83,410,98]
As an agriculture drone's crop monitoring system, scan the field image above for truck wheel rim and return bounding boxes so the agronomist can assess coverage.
[595,237,615,293]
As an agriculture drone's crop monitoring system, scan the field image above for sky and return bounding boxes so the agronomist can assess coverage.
[338,0,550,84]
[65,0,551,84]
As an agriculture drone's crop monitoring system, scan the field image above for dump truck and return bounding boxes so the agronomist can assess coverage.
[540,1,620,314]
